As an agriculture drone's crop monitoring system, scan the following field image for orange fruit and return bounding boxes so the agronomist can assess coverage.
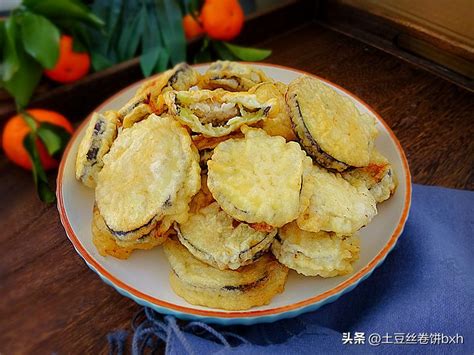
[183,14,204,39]
[201,0,244,41]
[2,109,74,171]
[44,35,90,83]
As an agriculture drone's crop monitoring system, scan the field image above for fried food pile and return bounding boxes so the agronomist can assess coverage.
[75,61,397,310]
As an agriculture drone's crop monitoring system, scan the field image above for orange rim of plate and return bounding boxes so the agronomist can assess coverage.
[57,63,412,318]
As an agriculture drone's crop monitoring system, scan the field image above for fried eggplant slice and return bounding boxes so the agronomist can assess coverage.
[272,222,360,277]
[92,205,167,259]
[175,202,277,270]
[297,165,377,235]
[287,76,378,171]
[118,63,199,128]
[75,111,120,188]
[249,82,296,141]
[208,127,312,227]
[164,238,288,310]
[199,60,270,91]
[342,149,397,203]
[165,89,274,137]
[96,114,200,241]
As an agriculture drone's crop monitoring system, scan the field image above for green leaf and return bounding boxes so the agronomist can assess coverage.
[118,4,145,61]
[154,49,170,73]
[104,0,122,35]
[140,46,161,77]
[2,17,20,81]
[141,2,162,52]
[23,0,104,28]
[212,41,238,61]
[155,0,186,65]
[52,19,90,53]
[0,20,6,80]
[36,122,71,157]
[23,133,56,203]
[2,20,42,108]
[222,42,272,61]
[20,12,60,69]
[90,51,113,71]
[20,110,38,132]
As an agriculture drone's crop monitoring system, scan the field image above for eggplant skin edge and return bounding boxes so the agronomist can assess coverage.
[288,94,350,172]
[174,222,275,270]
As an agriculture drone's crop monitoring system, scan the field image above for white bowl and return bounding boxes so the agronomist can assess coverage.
[57,63,411,325]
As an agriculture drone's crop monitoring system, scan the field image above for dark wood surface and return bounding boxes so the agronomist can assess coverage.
[0,22,473,354]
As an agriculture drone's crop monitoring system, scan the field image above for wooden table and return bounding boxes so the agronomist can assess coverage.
[0,22,472,354]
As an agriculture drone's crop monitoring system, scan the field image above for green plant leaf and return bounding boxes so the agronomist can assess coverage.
[23,0,104,28]
[2,17,20,82]
[154,49,170,73]
[51,19,89,53]
[118,4,145,61]
[2,19,42,108]
[222,42,272,61]
[155,0,186,65]
[20,12,60,69]
[140,47,161,77]
[23,132,56,203]
[20,110,38,132]
[104,0,122,35]
[142,2,162,52]
[0,20,6,81]
[90,51,113,71]
[139,2,166,77]
[212,41,238,61]
[36,122,71,157]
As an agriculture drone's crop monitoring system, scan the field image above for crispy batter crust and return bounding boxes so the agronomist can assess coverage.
[164,239,288,310]
[92,206,167,259]
[176,202,276,270]
[75,111,120,188]
[272,222,360,277]
[119,63,199,128]
[165,89,274,137]
[199,60,270,91]
[189,173,214,213]
[249,82,296,141]
[297,165,377,234]
[208,127,310,227]
[287,76,378,170]
[342,149,397,203]
[96,115,200,239]
[191,131,244,151]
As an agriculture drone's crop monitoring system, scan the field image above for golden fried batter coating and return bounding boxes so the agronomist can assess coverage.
[199,60,270,91]
[165,89,274,137]
[164,238,288,310]
[272,222,360,277]
[208,127,311,227]
[75,111,119,188]
[297,165,377,234]
[189,173,214,213]
[119,63,199,128]
[96,115,200,240]
[92,206,167,259]
[287,76,378,171]
[176,202,276,270]
[249,82,296,141]
[342,149,397,203]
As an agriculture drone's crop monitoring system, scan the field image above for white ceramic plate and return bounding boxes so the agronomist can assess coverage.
[57,63,411,325]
